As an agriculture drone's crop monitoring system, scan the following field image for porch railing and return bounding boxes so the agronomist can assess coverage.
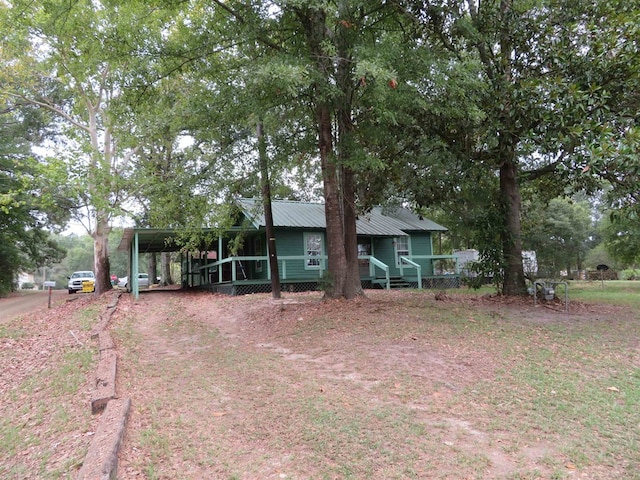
[368,256,390,290]
[194,253,457,288]
[399,256,422,289]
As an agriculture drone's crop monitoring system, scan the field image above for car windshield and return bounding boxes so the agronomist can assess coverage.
[71,271,94,278]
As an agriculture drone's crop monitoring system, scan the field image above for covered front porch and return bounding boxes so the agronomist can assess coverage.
[182,250,461,295]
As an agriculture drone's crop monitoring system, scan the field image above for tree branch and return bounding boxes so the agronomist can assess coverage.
[2,91,91,134]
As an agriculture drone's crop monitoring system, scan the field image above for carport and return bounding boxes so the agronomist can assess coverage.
[117,227,246,299]
[117,229,180,299]
[118,228,221,299]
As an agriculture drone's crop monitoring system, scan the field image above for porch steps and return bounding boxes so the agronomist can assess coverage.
[373,276,412,289]
[390,276,411,289]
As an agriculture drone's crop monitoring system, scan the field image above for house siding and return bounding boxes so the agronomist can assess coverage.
[372,237,399,276]
[274,229,326,281]
[407,232,435,276]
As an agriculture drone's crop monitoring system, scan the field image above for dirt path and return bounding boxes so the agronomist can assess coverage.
[0,289,69,323]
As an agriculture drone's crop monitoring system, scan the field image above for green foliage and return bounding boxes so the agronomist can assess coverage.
[619,269,640,281]
[387,0,640,294]
[43,229,132,287]
[602,210,640,268]
[2,0,639,298]
[584,243,617,271]
[524,197,593,277]
[0,94,67,295]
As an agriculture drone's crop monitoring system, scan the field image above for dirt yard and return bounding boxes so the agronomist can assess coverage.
[1,287,638,479]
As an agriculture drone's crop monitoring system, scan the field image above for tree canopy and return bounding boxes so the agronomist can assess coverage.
[1,0,639,297]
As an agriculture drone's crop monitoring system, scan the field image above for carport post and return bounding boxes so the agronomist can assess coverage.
[218,236,223,283]
[133,232,140,299]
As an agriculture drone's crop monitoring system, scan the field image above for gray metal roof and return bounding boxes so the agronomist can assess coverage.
[117,200,448,254]
[238,198,447,236]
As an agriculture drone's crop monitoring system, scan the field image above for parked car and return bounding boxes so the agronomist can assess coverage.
[117,273,150,289]
[67,271,95,294]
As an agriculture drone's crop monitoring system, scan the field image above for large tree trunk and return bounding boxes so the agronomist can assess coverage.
[318,103,348,298]
[499,159,528,295]
[161,252,173,285]
[341,167,364,299]
[300,6,351,299]
[335,2,364,300]
[93,212,112,295]
[148,253,157,286]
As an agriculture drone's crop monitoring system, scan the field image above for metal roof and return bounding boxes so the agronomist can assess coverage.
[238,198,327,229]
[118,200,447,253]
[238,198,447,236]
[117,228,219,253]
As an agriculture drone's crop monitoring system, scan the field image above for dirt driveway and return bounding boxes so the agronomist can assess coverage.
[109,289,638,479]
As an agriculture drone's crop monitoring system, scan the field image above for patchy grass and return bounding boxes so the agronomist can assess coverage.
[114,289,640,479]
[0,295,108,479]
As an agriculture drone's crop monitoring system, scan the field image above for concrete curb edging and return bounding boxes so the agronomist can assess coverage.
[78,291,130,480]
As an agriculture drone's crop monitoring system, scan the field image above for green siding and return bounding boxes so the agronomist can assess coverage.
[372,233,434,277]
[274,229,326,280]
[226,228,438,282]
[372,237,399,276]
[408,232,435,275]
[410,232,433,256]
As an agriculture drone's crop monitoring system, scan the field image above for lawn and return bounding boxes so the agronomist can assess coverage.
[1,282,639,479]
[113,283,640,479]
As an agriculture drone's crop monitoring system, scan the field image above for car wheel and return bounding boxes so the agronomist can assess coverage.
[68,289,74,294]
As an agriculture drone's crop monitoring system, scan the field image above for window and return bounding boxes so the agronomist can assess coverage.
[254,237,263,272]
[305,233,323,269]
[395,236,409,266]
[357,238,371,257]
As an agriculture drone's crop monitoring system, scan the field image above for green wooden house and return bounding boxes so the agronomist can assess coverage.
[118,198,461,296]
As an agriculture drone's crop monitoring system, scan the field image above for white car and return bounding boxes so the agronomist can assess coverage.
[68,271,95,294]
[117,273,150,288]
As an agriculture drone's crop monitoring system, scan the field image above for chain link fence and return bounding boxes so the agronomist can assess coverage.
[205,276,461,296]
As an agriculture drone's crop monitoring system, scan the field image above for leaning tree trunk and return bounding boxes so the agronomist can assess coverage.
[257,120,281,299]
[93,212,112,295]
[499,159,528,296]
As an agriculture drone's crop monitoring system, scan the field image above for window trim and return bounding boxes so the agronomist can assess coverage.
[395,236,410,267]
[254,237,263,272]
